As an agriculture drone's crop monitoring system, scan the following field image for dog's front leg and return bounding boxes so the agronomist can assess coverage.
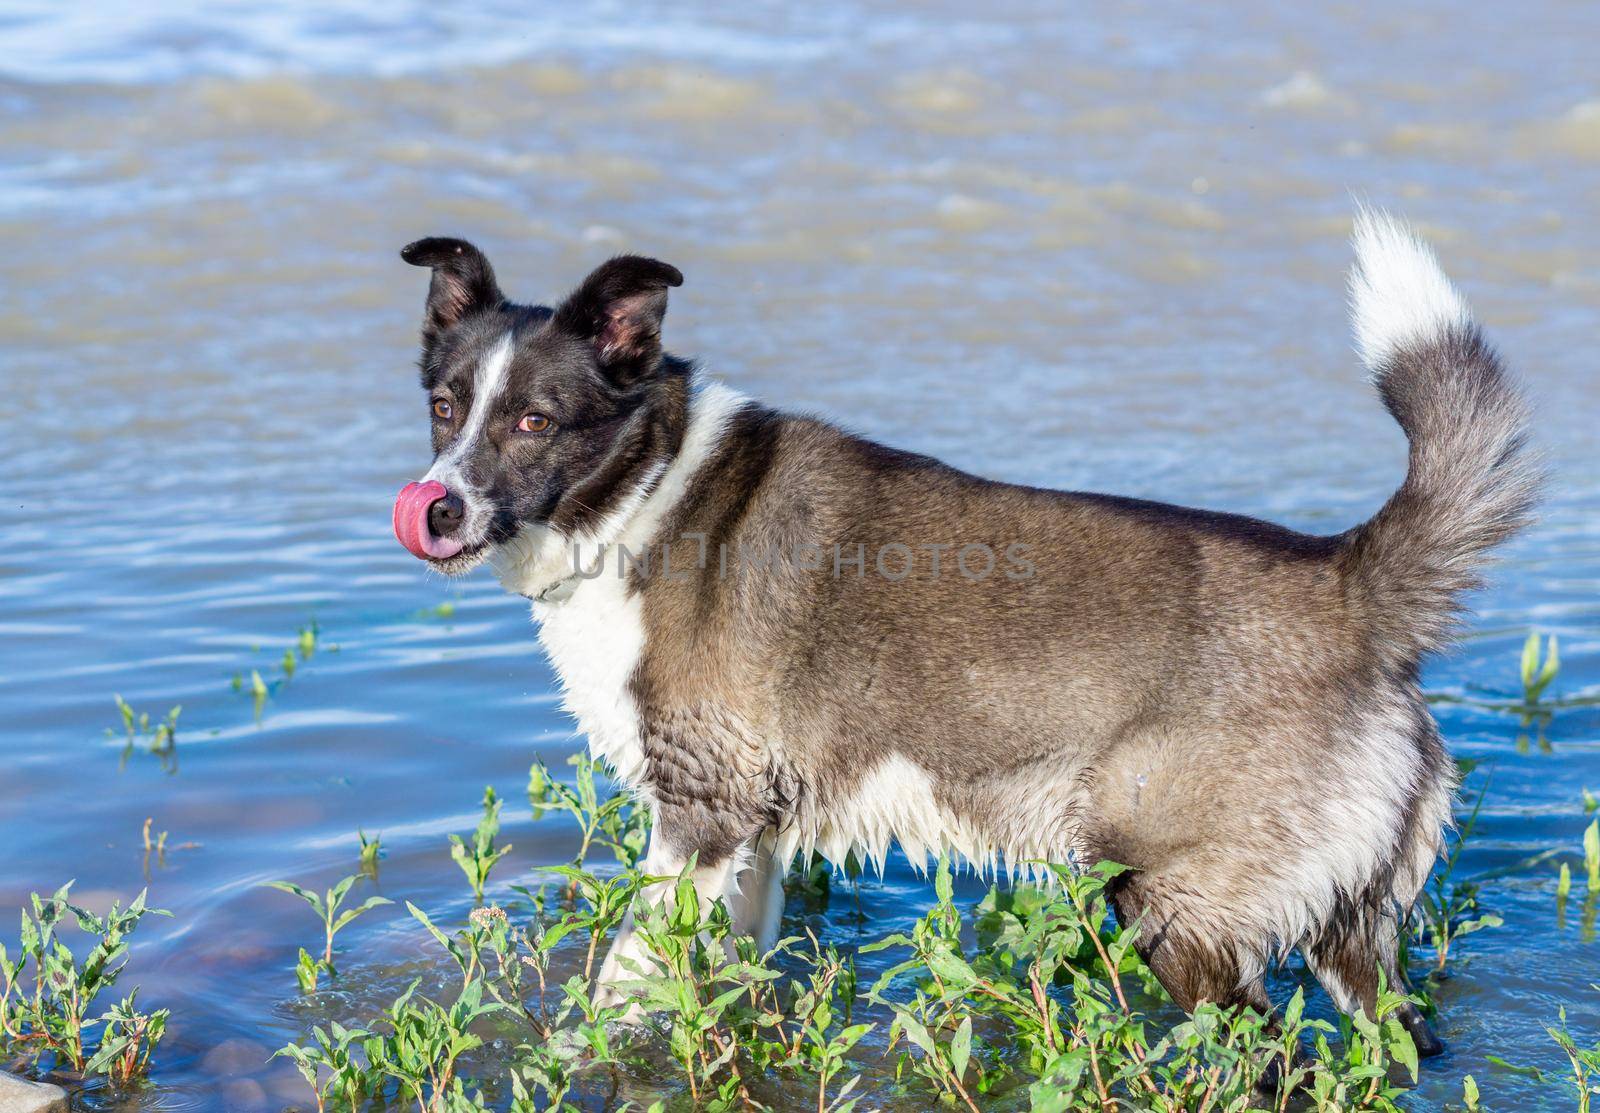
[592,823,745,1013]
[721,828,787,951]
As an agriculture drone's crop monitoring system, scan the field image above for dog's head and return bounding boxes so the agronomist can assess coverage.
[393,238,690,581]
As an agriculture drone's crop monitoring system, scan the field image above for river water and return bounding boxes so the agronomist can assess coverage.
[1,2,1597,1109]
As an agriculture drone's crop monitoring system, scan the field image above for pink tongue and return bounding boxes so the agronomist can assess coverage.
[393,480,465,561]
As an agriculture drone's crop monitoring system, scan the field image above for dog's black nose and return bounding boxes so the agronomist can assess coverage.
[427,491,465,538]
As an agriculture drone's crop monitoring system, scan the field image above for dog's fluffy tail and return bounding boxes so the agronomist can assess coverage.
[1338,209,1540,672]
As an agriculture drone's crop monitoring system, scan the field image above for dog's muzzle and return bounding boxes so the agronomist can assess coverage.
[393,480,466,561]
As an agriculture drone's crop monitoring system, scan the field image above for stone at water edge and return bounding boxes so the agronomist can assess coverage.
[0,1072,66,1113]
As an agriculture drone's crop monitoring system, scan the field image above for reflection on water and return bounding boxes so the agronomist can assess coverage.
[1,2,1597,1109]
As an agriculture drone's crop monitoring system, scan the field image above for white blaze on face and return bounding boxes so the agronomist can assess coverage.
[421,331,514,547]
[424,330,514,496]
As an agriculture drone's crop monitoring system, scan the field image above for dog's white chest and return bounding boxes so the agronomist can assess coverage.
[533,574,649,789]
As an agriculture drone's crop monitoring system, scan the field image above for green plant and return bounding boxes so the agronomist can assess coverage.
[265,874,392,992]
[1489,988,1600,1110]
[528,755,651,882]
[1413,773,1502,973]
[614,870,784,1108]
[364,978,502,1113]
[770,930,871,1113]
[451,787,513,903]
[0,883,170,1083]
[110,696,180,770]
[298,619,319,658]
[85,989,169,1085]
[861,855,1423,1112]
[359,828,383,878]
[141,817,167,856]
[1522,631,1561,702]
[1587,819,1600,894]
[517,865,644,983]
[1549,995,1600,1113]
[272,1019,375,1113]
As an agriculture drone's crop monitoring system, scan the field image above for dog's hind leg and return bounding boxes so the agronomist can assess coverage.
[1107,869,1271,1015]
[1304,906,1443,1057]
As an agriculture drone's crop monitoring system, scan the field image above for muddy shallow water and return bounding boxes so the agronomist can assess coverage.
[1,2,1597,1109]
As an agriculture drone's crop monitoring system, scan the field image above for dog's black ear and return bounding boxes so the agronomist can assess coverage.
[400,237,505,345]
[551,255,683,385]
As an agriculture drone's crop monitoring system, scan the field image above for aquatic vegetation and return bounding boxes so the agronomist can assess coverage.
[230,619,328,717]
[109,696,180,771]
[359,828,384,878]
[273,901,633,1113]
[1428,631,1594,733]
[266,843,1436,1112]
[265,874,393,993]
[1548,998,1600,1113]
[1587,820,1600,894]
[528,754,651,881]
[140,817,167,856]
[450,786,512,903]
[1411,767,1502,974]
[1560,815,1600,910]
[7,762,1589,1109]
[86,990,168,1086]
[1483,990,1600,1110]
[259,781,1478,1113]
[271,1019,376,1113]
[1522,632,1561,703]
[111,695,180,747]
[0,884,169,1085]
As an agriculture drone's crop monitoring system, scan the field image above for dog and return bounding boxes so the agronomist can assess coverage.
[391,212,1537,1055]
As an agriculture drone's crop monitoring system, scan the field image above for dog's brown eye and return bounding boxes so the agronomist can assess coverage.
[432,398,452,420]
[517,413,553,434]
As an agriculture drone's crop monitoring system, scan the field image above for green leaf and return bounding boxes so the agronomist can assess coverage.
[897,1014,937,1058]
[1486,1054,1545,1081]
[1541,636,1560,687]
[1585,819,1600,891]
[949,1015,972,1082]
[925,947,978,989]
[328,875,357,910]
[332,896,393,932]
[406,902,465,970]
[1521,631,1540,689]
[265,881,321,915]
[1385,1018,1419,1081]
[1454,913,1503,936]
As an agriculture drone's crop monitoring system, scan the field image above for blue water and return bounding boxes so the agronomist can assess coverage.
[1,2,1597,1108]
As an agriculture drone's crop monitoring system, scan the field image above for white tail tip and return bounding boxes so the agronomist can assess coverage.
[1348,209,1472,373]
